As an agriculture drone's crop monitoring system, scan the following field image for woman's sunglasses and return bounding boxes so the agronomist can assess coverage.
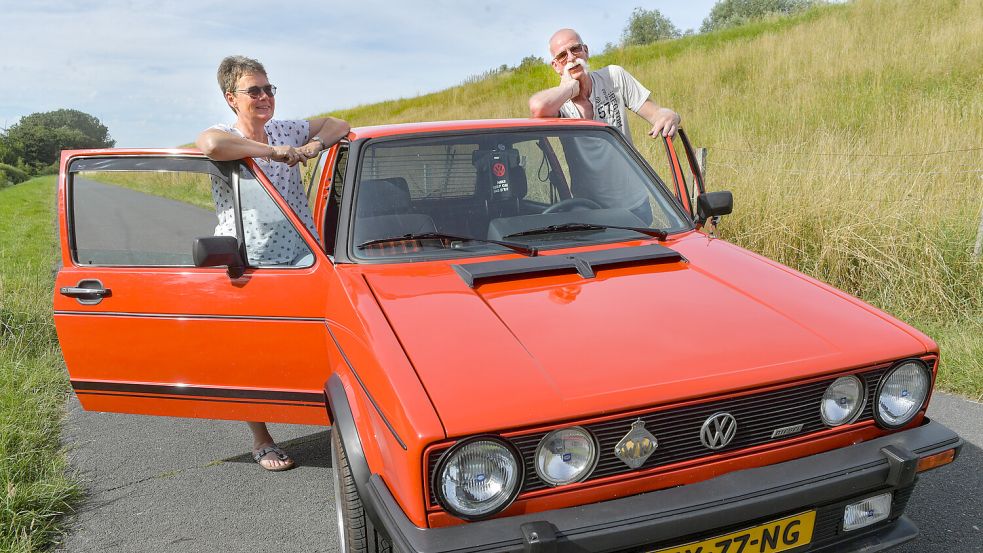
[234,84,277,99]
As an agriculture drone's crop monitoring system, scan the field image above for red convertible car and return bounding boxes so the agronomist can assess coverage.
[54,119,961,552]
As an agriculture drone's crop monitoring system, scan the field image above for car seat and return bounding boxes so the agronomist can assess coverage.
[354,178,437,256]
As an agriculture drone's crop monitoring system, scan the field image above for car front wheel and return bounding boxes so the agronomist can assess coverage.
[331,428,392,553]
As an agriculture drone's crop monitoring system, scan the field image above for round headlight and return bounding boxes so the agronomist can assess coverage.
[534,426,597,486]
[821,376,865,426]
[435,438,522,519]
[875,360,931,429]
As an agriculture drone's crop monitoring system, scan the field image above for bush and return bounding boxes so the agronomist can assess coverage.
[37,162,59,176]
[701,0,820,33]
[0,163,29,185]
[621,7,681,46]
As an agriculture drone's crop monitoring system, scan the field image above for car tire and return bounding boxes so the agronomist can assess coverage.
[331,428,392,553]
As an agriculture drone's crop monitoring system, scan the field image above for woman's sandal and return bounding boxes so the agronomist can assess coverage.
[252,445,295,472]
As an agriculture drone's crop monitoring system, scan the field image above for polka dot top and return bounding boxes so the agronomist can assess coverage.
[209,119,316,265]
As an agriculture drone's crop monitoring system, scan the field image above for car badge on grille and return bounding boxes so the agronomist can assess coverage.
[770,423,804,439]
[614,419,659,469]
[700,412,738,450]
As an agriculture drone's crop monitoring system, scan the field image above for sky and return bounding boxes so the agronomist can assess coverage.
[0,1,717,148]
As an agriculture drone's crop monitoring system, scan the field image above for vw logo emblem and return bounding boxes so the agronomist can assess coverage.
[700,412,738,450]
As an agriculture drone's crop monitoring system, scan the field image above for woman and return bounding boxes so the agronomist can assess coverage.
[196,55,349,471]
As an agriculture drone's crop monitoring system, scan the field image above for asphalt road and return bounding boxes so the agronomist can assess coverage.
[55,392,981,552]
[72,177,217,265]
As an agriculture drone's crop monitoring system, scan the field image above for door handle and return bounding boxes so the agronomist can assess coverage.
[60,280,111,305]
[60,287,110,297]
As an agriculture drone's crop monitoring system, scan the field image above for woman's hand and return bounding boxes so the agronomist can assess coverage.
[295,140,324,162]
[270,145,303,166]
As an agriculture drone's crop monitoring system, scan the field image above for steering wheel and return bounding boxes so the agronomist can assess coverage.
[542,198,603,214]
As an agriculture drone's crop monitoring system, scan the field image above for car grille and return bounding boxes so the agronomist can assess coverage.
[428,364,909,506]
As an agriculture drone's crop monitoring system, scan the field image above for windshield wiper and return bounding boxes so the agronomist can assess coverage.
[504,222,667,241]
[357,232,538,256]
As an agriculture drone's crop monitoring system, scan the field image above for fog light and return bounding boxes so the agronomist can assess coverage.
[842,492,893,531]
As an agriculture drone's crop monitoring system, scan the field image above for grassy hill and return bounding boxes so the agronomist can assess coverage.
[319,0,982,395]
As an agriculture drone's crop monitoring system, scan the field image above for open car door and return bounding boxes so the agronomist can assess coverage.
[660,128,707,219]
[53,150,332,424]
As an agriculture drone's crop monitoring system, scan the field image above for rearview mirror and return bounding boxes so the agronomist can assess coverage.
[193,236,245,278]
[696,191,733,224]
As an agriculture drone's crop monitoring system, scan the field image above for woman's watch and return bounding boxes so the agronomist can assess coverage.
[310,136,325,150]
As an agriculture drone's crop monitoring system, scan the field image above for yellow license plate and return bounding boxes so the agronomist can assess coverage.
[649,511,816,553]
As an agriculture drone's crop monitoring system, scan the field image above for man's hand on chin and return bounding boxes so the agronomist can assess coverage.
[560,59,588,98]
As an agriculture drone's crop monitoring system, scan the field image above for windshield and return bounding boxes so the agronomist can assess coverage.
[350,128,690,260]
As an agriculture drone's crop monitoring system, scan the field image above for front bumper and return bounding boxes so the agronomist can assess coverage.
[365,419,962,553]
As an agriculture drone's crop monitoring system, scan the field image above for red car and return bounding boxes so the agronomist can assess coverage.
[55,119,961,553]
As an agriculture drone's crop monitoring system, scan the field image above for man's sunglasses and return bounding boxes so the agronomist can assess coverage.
[234,84,277,99]
[553,44,585,64]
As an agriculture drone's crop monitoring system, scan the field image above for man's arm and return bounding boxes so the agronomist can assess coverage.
[637,100,681,138]
[529,63,584,118]
[529,80,580,118]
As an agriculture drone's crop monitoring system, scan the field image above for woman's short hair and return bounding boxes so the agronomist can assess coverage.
[216,55,267,94]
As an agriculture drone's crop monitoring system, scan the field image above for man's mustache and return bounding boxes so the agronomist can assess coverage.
[564,59,589,73]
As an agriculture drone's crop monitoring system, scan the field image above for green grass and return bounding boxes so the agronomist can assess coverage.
[0,176,81,552]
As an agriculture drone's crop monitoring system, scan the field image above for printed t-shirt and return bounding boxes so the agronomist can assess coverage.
[557,65,652,214]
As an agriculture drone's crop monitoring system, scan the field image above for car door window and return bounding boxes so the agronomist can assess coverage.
[69,157,312,268]
[71,160,228,266]
[238,167,314,267]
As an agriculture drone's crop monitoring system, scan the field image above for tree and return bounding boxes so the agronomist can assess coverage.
[621,7,681,47]
[700,0,820,33]
[518,54,544,69]
[0,109,114,171]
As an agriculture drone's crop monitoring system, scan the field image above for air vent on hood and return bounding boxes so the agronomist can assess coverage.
[452,244,685,287]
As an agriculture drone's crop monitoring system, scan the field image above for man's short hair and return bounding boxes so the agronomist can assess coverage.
[216,55,267,95]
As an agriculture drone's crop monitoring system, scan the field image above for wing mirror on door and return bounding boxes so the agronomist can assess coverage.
[696,191,733,225]
[193,236,245,278]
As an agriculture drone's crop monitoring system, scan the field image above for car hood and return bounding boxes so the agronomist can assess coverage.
[360,236,931,437]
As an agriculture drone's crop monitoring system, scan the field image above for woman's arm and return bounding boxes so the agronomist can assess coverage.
[195,129,302,165]
[296,117,351,160]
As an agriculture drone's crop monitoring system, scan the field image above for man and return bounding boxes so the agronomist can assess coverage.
[529,29,681,225]
[529,28,680,141]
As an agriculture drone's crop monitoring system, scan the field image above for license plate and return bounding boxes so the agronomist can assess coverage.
[648,511,816,553]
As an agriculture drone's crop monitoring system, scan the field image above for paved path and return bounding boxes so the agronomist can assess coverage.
[56,393,982,552]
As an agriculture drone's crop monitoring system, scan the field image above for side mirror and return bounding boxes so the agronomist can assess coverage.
[193,236,245,278]
[696,191,733,224]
